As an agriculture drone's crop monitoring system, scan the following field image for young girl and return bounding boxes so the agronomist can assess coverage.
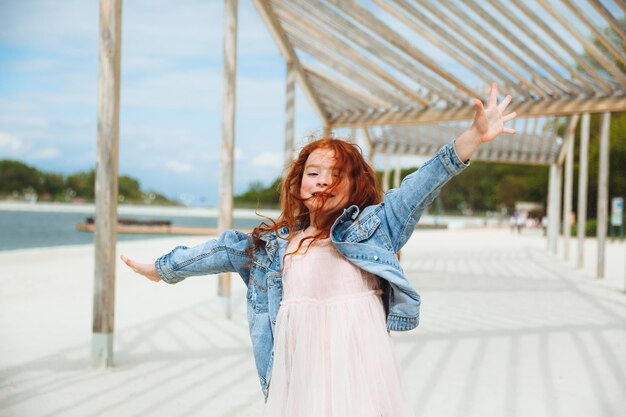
[121,83,516,416]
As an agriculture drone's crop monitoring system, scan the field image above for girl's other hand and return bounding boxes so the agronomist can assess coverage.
[120,254,161,282]
[472,83,517,143]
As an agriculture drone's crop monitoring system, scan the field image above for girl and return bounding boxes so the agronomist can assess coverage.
[121,83,516,416]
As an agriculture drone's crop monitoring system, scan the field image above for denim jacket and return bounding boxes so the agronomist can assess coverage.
[154,141,469,400]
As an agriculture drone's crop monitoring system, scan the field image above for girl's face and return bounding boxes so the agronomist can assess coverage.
[300,148,351,214]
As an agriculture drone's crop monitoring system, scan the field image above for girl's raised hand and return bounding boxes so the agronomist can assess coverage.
[472,83,517,143]
[120,254,161,282]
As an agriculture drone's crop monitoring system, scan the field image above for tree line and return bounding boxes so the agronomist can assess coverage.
[234,112,626,221]
[0,160,177,205]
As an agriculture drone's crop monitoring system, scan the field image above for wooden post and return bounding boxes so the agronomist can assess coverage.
[92,0,122,368]
[218,0,238,317]
[577,113,590,268]
[284,61,295,175]
[562,119,576,260]
[394,154,401,189]
[382,148,390,193]
[361,127,375,165]
[547,162,562,254]
[597,112,610,278]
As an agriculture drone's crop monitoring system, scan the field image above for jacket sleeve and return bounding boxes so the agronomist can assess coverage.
[381,141,469,252]
[155,229,253,285]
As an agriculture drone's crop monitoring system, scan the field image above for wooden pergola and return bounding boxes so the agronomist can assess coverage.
[92,0,626,366]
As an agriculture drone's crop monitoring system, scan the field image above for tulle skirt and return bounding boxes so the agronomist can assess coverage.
[263,289,413,417]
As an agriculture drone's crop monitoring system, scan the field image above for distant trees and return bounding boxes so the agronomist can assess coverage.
[0,160,177,205]
[234,178,282,208]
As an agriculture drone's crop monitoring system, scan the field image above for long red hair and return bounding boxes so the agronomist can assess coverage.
[249,136,382,257]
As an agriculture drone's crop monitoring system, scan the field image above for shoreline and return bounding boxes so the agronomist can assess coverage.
[0,201,281,218]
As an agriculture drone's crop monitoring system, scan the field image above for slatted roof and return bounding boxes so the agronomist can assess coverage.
[254,0,626,163]
[365,116,562,165]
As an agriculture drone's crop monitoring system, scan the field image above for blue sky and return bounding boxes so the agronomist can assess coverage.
[0,0,617,206]
[0,0,328,206]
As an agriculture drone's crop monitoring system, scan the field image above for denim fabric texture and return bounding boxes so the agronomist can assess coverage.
[154,141,469,400]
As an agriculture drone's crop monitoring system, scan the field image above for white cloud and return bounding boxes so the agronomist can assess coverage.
[0,132,22,151]
[165,160,194,173]
[31,147,61,160]
[121,69,220,110]
[252,151,282,168]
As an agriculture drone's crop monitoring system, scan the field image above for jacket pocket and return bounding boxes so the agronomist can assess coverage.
[345,213,381,243]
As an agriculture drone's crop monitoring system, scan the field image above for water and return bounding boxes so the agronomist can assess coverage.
[0,210,265,252]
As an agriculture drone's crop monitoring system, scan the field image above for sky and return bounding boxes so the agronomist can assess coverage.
[0,0,328,206]
[0,0,619,206]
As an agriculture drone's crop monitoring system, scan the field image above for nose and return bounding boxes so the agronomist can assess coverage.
[317,172,331,187]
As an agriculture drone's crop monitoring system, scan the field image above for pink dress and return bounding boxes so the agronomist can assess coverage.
[264,233,413,417]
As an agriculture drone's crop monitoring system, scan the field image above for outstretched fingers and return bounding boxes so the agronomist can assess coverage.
[497,95,512,113]
[488,83,498,108]
[503,127,516,135]
[502,111,517,122]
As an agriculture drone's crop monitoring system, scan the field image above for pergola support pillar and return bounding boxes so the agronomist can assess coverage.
[283,61,295,175]
[577,113,590,268]
[92,0,122,368]
[547,162,563,254]
[562,117,576,260]
[394,155,401,189]
[597,112,610,278]
[382,149,390,193]
[217,0,238,318]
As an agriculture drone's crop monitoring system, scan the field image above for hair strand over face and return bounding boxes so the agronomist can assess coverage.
[248,136,382,259]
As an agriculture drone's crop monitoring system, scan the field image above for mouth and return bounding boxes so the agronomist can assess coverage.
[312,192,335,198]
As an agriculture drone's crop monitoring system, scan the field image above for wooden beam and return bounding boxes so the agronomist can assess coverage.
[304,65,390,108]
[373,0,508,98]
[424,0,544,97]
[253,0,328,125]
[511,0,615,92]
[304,0,463,101]
[329,95,626,128]
[288,35,414,106]
[557,115,581,165]
[487,0,591,93]
[464,0,572,95]
[333,0,481,99]
[559,0,626,69]
[597,112,611,278]
[361,127,375,164]
[541,0,626,86]
[588,0,626,44]
[284,61,295,175]
[92,0,122,368]
[217,0,238,319]
[275,2,430,106]
[562,114,576,261]
[577,113,590,269]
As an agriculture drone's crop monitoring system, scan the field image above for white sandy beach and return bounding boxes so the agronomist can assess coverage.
[1,229,625,417]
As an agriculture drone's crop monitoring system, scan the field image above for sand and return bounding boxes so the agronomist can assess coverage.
[1,229,625,417]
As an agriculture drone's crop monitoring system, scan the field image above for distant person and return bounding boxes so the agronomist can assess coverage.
[121,84,516,417]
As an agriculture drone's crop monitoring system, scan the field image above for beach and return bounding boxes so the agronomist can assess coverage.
[1,229,625,417]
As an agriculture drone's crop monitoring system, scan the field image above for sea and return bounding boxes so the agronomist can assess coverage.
[0,202,278,252]
[0,202,497,252]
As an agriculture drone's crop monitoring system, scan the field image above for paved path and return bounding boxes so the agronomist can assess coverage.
[1,229,625,417]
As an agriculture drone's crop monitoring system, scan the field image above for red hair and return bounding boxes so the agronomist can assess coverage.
[249,136,382,257]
